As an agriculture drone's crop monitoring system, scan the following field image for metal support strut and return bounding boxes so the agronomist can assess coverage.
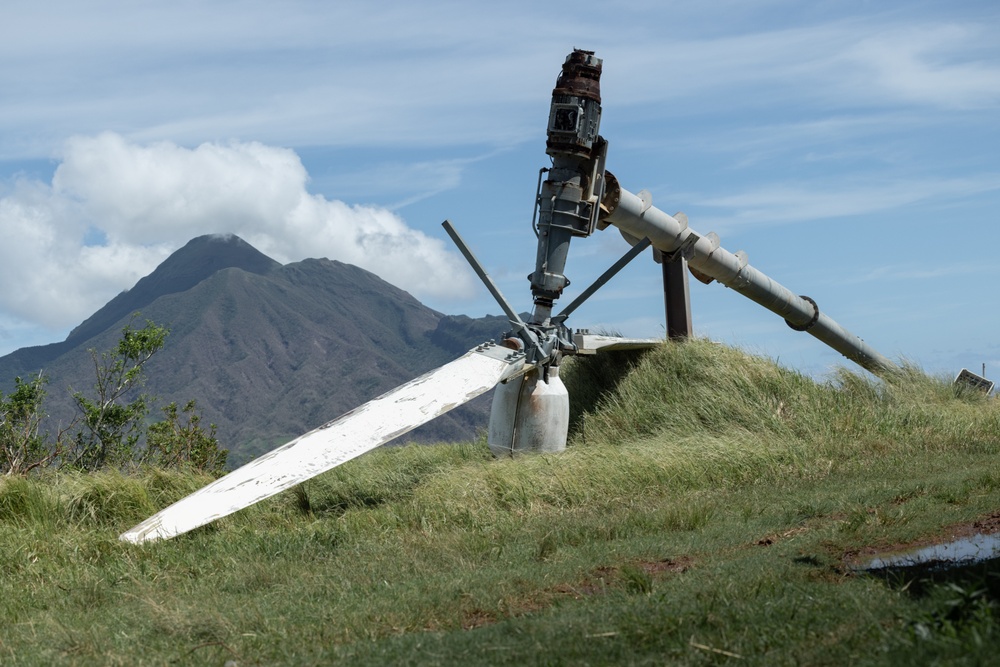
[599,173,896,375]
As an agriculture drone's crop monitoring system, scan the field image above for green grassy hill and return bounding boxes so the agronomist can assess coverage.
[3,339,1000,665]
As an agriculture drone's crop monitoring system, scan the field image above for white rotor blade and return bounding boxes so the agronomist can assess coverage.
[573,332,662,354]
[120,343,528,544]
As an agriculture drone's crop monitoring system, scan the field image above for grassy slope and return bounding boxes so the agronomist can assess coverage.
[3,339,1000,665]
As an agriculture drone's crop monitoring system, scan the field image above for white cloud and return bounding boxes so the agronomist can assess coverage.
[841,24,1000,109]
[0,177,167,329]
[0,1,575,160]
[606,16,1000,113]
[318,152,503,211]
[695,174,1000,229]
[666,113,924,168]
[838,262,994,285]
[0,133,475,334]
[53,134,308,243]
[3,5,998,163]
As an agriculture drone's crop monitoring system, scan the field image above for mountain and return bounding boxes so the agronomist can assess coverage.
[0,235,281,378]
[66,234,281,347]
[0,235,513,465]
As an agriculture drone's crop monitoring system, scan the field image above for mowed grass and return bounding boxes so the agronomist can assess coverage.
[4,339,1000,665]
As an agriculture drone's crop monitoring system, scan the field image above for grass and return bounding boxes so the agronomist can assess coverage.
[3,338,1000,665]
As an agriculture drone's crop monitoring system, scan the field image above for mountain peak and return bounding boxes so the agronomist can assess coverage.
[161,234,280,276]
[65,234,281,346]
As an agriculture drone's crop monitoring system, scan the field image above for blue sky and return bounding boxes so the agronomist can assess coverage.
[1,1,998,380]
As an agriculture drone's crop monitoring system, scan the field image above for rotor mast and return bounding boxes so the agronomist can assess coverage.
[528,50,607,331]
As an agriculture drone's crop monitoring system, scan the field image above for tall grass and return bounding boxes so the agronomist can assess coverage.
[3,339,1000,665]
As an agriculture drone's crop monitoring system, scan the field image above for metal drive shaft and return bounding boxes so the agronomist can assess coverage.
[600,173,896,374]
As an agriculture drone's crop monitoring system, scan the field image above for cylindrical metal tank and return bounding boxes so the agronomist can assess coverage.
[488,365,569,457]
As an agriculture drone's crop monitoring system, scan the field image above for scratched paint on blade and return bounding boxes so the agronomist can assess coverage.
[120,346,525,544]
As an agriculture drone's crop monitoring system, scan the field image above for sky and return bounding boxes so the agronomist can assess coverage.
[1,0,999,381]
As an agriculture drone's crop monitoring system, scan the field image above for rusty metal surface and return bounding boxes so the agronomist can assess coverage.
[551,49,602,103]
[120,343,528,544]
[663,258,693,339]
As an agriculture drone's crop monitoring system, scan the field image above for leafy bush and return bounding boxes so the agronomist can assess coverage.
[2,314,227,475]
[0,374,53,474]
[145,400,228,474]
[65,317,168,470]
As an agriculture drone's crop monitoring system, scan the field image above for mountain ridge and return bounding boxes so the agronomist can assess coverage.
[0,235,511,464]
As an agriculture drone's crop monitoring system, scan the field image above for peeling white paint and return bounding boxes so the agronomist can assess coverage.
[120,344,526,544]
[573,333,662,355]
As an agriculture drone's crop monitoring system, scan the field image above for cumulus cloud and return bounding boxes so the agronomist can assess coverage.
[0,132,474,333]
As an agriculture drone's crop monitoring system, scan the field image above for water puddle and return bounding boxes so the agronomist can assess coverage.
[865,532,1000,571]
[859,531,1000,604]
